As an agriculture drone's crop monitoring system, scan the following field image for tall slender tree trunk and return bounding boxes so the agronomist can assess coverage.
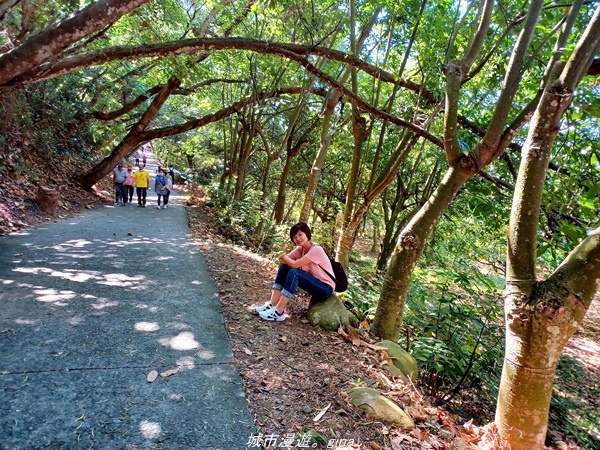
[233,118,255,202]
[495,5,600,445]
[274,131,310,223]
[371,165,472,338]
[220,115,238,190]
[273,93,310,224]
[274,152,295,224]
[299,94,337,223]
[342,110,367,227]
[298,10,380,223]
[336,131,420,267]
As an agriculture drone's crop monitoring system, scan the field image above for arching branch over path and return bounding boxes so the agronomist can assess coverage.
[0,0,150,86]
[77,86,327,189]
[5,38,397,88]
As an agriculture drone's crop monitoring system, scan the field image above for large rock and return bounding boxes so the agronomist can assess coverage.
[348,387,414,429]
[374,340,418,382]
[35,185,59,214]
[306,294,358,331]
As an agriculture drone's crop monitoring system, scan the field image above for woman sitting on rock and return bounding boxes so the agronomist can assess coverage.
[255,222,335,322]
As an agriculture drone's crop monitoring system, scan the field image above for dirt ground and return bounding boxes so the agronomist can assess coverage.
[0,146,109,235]
[182,190,600,450]
[184,193,482,450]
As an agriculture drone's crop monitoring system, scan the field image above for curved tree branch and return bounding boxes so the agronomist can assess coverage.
[473,0,544,168]
[141,85,327,141]
[77,85,328,189]
[442,0,494,164]
[3,37,398,87]
[0,0,150,86]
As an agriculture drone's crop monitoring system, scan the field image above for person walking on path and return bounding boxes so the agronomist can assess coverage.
[154,168,169,209]
[124,163,135,205]
[112,162,128,206]
[142,153,147,167]
[134,150,140,166]
[165,172,173,208]
[133,163,150,207]
[255,222,335,322]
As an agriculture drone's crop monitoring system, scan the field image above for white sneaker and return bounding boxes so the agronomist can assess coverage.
[254,302,274,314]
[259,308,286,322]
[156,206,161,209]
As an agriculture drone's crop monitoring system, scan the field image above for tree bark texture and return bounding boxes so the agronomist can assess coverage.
[496,5,600,445]
[0,0,150,86]
[371,166,471,339]
[497,228,600,448]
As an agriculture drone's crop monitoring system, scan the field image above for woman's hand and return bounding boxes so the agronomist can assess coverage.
[278,254,288,264]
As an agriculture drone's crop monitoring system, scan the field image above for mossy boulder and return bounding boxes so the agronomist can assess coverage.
[306,294,358,331]
[374,340,418,382]
[348,387,414,429]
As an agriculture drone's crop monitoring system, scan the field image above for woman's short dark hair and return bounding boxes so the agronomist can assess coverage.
[290,222,311,242]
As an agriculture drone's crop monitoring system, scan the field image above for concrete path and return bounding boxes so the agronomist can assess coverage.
[0,154,255,449]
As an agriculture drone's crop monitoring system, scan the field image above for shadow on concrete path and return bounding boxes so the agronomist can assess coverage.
[0,152,255,449]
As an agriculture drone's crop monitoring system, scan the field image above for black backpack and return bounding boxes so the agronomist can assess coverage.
[320,255,348,292]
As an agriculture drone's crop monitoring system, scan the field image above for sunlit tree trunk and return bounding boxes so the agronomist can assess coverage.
[371,165,472,338]
[496,5,600,446]
[299,92,339,223]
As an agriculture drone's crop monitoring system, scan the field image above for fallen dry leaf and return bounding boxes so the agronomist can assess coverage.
[410,428,430,440]
[348,328,362,347]
[337,326,350,340]
[369,441,383,449]
[392,434,421,448]
[407,405,429,421]
[160,367,179,377]
[147,370,158,383]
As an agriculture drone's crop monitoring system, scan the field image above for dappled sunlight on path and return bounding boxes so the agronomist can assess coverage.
[0,150,254,449]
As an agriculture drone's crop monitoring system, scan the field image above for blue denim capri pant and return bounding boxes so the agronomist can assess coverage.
[273,264,333,300]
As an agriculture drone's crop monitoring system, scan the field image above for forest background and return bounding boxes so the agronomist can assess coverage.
[0,0,599,448]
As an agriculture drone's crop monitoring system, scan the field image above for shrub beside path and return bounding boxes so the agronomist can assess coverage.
[0,153,254,449]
